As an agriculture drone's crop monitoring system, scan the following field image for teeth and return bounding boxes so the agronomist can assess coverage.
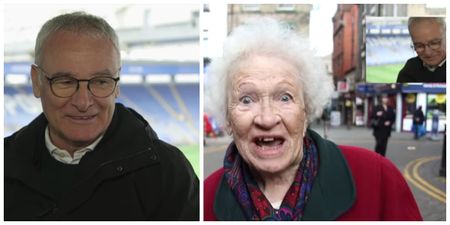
[73,116,93,120]
[255,136,283,147]
[257,137,275,142]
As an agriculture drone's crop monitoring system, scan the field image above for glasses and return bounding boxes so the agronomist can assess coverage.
[411,39,442,53]
[34,65,120,98]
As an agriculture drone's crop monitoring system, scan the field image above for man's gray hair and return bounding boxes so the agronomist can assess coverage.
[408,16,446,38]
[205,17,334,126]
[34,11,120,65]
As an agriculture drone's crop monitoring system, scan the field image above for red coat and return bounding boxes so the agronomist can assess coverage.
[204,130,422,221]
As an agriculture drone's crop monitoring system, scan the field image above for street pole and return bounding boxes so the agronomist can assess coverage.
[396,93,402,132]
[439,124,446,177]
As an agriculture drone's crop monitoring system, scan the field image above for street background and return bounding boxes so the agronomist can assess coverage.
[204,124,446,220]
[203,4,446,220]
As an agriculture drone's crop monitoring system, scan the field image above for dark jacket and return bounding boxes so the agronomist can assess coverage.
[371,105,395,138]
[204,129,422,221]
[5,103,199,221]
[397,56,446,83]
[413,108,425,125]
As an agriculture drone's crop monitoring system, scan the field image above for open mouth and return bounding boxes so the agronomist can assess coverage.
[252,136,285,158]
[254,137,285,147]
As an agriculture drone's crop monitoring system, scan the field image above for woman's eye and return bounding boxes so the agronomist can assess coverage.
[280,93,293,102]
[240,96,253,105]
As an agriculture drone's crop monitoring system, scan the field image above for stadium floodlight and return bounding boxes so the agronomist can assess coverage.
[120,74,144,84]
[381,28,391,34]
[174,74,199,83]
[5,74,28,85]
[392,29,401,34]
[369,28,380,34]
[145,74,172,84]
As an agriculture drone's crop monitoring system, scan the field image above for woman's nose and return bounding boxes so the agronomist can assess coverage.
[253,102,281,130]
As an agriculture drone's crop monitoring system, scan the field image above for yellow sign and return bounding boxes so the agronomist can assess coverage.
[406,94,416,103]
[345,100,352,107]
[436,94,446,104]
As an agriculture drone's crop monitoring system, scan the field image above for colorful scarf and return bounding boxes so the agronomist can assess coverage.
[223,136,319,221]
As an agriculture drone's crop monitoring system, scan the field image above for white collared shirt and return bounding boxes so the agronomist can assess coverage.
[45,127,103,164]
[424,58,446,72]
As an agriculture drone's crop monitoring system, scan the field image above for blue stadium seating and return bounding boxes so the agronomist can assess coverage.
[5,83,199,144]
[366,35,413,66]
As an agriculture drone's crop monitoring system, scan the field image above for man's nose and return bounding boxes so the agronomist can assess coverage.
[422,45,435,55]
[71,82,93,112]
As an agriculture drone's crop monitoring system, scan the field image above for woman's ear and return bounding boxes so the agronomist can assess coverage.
[224,108,233,135]
[303,119,308,137]
[225,120,233,136]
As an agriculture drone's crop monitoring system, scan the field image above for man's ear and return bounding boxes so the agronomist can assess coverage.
[115,84,120,98]
[30,65,41,98]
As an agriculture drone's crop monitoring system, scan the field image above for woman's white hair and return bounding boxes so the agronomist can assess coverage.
[205,17,334,126]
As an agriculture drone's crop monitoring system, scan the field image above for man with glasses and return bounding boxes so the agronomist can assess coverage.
[397,17,446,83]
[4,12,199,220]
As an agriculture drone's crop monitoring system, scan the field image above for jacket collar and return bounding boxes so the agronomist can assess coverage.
[5,103,161,215]
[5,103,158,167]
[214,129,356,221]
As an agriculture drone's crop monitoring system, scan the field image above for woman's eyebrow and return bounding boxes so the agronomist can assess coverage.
[237,81,256,89]
[275,81,296,88]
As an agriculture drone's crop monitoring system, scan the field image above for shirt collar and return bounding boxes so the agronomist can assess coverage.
[423,58,446,72]
[45,126,103,165]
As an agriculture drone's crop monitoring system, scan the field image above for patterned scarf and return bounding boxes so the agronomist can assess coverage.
[223,135,319,221]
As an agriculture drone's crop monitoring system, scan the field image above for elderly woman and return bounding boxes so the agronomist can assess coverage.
[204,18,422,221]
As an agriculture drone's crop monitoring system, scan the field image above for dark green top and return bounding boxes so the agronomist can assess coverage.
[213,129,356,221]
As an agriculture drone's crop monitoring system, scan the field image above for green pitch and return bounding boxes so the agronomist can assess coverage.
[366,64,404,83]
[179,144,200,176]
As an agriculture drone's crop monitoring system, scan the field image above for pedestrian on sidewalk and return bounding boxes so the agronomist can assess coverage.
[371,95,395,157]
[413,106,425,139]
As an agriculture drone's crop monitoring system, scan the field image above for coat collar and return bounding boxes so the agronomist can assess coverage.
[214,129,356,221]
[5,103,161,216]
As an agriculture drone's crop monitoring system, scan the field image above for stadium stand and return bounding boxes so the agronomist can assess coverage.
[366,23,413,66]
[4,62,199,145]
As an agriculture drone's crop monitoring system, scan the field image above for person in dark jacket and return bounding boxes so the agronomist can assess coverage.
[397,17,446,83]
[204,18,421,221]
[412,106,425,139]
[371,95,396,157]
[4,11,199,221]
